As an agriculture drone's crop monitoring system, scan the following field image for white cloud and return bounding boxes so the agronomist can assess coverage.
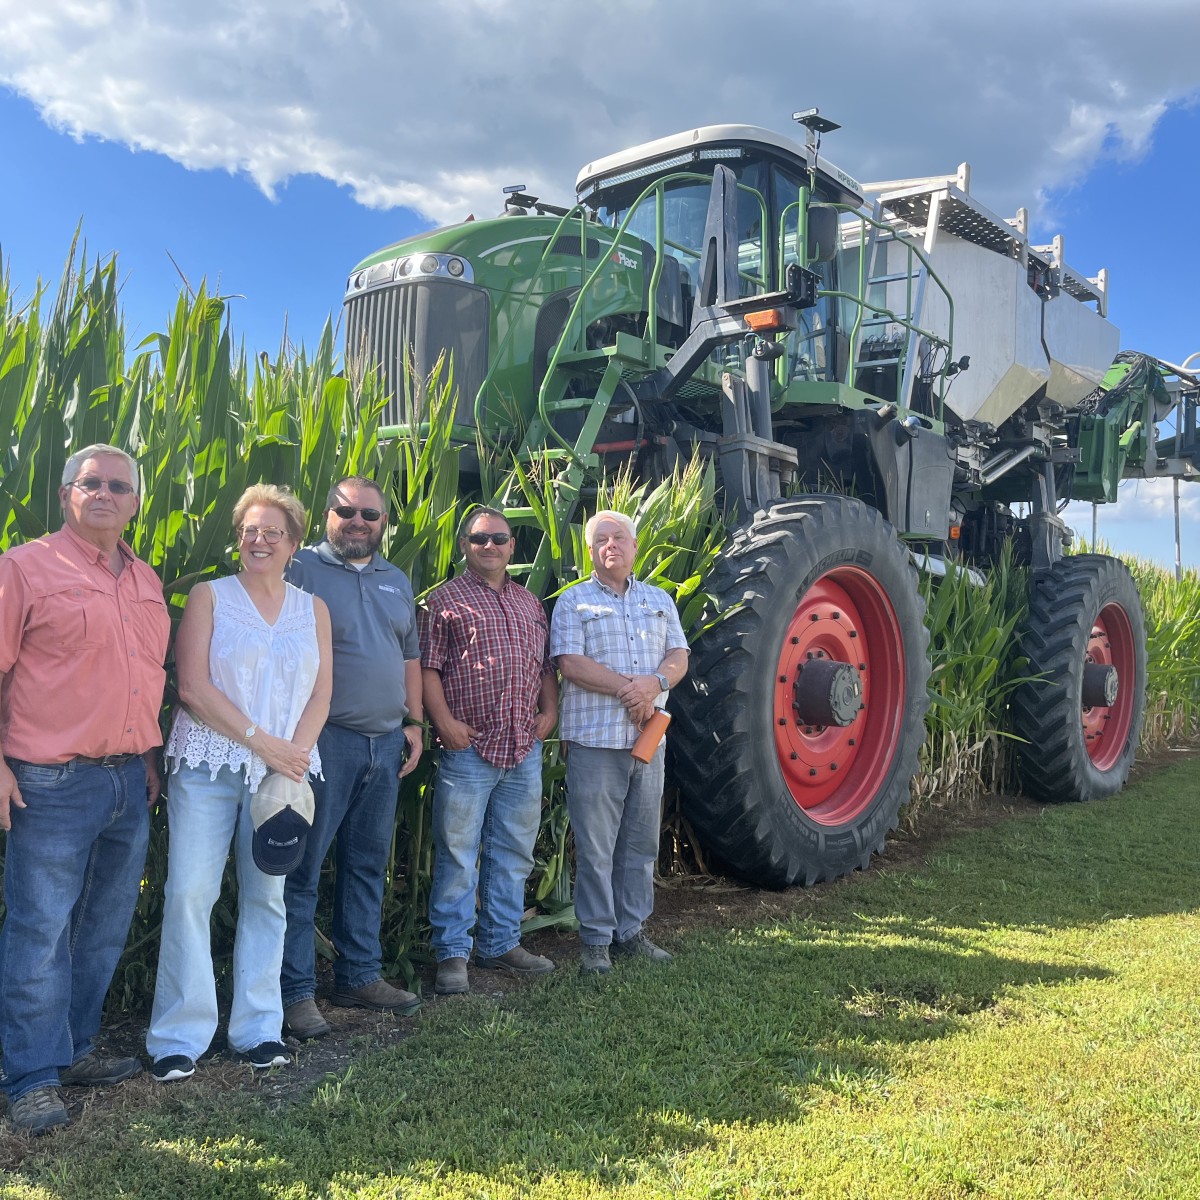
[1066,477,1200,526]
[1064,477,1200,569]
[1,0,1198,226]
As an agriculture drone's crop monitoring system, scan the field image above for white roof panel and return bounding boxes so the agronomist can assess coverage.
[575,124,863,204]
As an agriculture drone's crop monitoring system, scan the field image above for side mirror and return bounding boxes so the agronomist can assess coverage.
[806,207,838,263]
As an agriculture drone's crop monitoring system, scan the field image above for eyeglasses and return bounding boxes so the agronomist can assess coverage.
[331,505,383,522]
[466,531,512,546]
[240,526,286,544]
[70,475,136,496]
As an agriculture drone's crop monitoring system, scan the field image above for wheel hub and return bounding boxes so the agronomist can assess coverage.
[1081,604,1137,767]
[1082,661,1119,708]
[773,567,905,820]
[791,658,862,727]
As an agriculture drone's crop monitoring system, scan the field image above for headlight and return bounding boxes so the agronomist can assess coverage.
[346,253,474,298]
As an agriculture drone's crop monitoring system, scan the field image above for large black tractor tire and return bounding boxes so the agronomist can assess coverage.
[670,496,931,887]
[1011,554,1147,802]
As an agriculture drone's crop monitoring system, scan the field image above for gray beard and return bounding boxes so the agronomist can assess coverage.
[329,528,382,561]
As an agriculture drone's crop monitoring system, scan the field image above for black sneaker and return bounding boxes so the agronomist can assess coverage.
[240,1041,291,1069]
[150,1055,196,1083]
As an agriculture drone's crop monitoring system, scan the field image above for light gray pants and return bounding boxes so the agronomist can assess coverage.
[564,742,664,946]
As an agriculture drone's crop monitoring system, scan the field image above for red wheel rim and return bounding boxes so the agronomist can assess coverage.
[1083,602,1136,769]
[773,567,905,825]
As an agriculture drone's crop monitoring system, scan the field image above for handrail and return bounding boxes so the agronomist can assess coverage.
[533,171,770,467]
[824,201,955,415]
[470,202,593,450]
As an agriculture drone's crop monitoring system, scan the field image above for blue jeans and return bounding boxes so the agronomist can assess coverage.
[564,742,664,946]
[146,763,286,1059]
[281,723,406,1005]
[0,757,149,1100]
[429,743,543,962]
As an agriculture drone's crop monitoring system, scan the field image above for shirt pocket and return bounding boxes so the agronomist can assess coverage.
[579,606,623,666]
[44,588,109,650]
[510,608,548,666]
[133,596,171,666]
[634,608,670,651]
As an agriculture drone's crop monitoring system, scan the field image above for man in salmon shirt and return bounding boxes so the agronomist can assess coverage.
[0,444,170,1136]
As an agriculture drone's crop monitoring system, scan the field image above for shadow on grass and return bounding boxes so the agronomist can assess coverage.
[852,755,1200,934]
[7,760,1198,1196]
[4,931,1108,1197]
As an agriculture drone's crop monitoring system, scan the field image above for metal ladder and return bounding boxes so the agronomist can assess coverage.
[852,197,934,412]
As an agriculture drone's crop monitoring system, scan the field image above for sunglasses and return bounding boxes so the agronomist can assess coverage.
[332,505,383,522]
[240,526,286,544]
[466,531,512,546]
[70,475,136,496]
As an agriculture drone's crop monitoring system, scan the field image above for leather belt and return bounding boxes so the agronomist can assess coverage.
[72,753,142,768]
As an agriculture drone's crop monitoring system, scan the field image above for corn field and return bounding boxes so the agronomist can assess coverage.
[2,244,1199,1013]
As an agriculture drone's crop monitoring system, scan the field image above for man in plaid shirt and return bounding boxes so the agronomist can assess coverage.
[550,510,690,975]
[421,508,559,995]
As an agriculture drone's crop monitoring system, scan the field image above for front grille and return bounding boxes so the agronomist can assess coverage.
[344,280,490,428]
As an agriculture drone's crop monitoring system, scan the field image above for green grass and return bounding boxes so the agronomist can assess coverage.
[5,757,1200,1199]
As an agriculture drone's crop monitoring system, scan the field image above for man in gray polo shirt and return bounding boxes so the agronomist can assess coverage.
[280,476,424,1039]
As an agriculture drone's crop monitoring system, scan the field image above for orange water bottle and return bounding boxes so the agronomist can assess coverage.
[631,709,671,763]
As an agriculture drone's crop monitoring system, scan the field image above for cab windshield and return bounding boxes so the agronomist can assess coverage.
[592,153,839,381]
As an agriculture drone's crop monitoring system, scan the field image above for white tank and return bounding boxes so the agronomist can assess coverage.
[864,170,1117,425]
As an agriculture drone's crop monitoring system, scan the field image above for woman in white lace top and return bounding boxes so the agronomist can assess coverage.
[146,484,332,1081]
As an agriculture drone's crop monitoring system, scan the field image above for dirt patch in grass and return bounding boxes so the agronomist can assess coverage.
[3,743,1195,1165]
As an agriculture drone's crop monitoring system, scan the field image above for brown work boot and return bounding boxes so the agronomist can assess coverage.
[330,978,421,1015]
[283,998,331,1040]
[434,956,469,995]
[475,945,555,975]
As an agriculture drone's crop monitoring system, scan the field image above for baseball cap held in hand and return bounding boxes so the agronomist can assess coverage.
[251,773,315,875]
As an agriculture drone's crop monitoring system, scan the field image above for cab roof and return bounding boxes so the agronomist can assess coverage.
[575,124,864,207]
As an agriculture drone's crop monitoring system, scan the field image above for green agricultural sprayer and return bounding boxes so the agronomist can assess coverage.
[342,111,1199,886]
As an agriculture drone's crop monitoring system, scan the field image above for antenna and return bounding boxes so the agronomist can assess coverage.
[792,108,840,154]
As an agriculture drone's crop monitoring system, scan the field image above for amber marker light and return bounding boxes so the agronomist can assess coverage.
[745,308,787,332]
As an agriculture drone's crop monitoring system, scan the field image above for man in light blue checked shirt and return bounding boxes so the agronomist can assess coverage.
[551,510,689,975]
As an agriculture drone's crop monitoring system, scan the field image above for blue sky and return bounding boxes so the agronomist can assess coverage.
[2,0,1198,568]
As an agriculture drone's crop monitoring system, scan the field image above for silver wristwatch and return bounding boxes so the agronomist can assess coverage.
[654,672,670,692]
[244,724,257,741]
